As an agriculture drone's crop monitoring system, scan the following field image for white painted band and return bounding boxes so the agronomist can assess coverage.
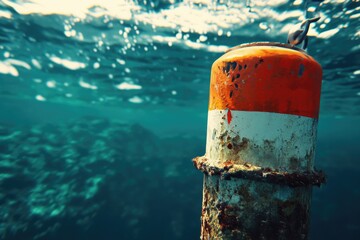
[205,110,318,172]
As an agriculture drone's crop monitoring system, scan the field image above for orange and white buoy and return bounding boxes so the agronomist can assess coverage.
[193,42,325,239]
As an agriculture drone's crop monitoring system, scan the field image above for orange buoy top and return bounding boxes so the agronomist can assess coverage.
[209,43,322,119]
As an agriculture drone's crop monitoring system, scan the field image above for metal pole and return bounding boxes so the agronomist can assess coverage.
[194,42,325,240]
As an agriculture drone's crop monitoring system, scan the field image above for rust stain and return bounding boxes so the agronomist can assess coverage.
[217,203,241,231]
[232,136,249,154]
[192,156,326,187]
[199,174,312,239]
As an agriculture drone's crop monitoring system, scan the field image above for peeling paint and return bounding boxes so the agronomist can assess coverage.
[199,175,312,240]
[195,43,324,239]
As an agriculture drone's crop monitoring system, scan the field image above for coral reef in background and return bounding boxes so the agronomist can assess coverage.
[0,117,203,240]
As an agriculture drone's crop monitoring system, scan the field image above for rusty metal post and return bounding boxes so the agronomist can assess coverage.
[193,43,325,240]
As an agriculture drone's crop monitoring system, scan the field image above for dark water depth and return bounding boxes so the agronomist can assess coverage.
[0,0,360,239]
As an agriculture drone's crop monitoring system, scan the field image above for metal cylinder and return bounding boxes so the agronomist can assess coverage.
[194,42,325,239]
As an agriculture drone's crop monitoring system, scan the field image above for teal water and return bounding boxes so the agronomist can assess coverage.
[0,0,359,239]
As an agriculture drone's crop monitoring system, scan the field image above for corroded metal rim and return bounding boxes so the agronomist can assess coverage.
[226,42,307,54]
[193,156,326,188]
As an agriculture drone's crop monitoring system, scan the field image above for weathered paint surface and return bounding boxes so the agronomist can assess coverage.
[193,156,325,188]
[206,110,318,172]
[201,175,311,240]
[195,43,323,240]
[209,45,322,119]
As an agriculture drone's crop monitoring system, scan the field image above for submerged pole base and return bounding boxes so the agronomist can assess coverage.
[194,157,325,240]
[201,175,311,240]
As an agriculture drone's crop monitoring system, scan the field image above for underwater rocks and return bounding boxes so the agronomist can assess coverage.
[0,117,203,240]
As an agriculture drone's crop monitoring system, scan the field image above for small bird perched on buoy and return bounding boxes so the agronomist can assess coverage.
[287,17,320,50]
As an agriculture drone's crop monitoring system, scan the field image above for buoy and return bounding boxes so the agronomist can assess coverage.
[193,42,325,239]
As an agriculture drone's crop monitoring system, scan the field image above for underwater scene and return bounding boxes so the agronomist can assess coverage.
[0,0,359,239]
